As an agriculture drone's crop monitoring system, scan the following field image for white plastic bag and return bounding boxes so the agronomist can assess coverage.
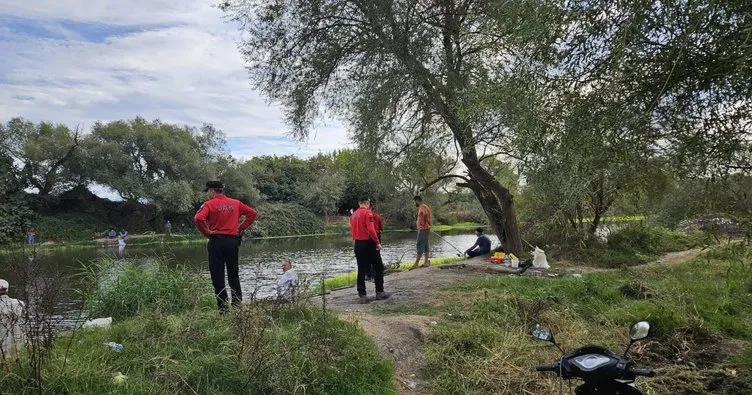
[82,317,112,329]
[532,247,549,269]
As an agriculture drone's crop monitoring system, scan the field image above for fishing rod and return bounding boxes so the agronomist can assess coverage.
[430,229,466,257]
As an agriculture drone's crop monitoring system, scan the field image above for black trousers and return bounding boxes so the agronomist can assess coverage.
[354,240,384,296]
[208,235,242,310]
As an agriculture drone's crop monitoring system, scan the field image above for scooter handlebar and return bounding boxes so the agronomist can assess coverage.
[535,365,558,372]
[629,368,655,377]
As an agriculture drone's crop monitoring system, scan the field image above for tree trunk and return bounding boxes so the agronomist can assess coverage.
[462,158,524,256]
[589,211,602,235]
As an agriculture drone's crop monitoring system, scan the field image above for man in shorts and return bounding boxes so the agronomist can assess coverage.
[410,196,431,269]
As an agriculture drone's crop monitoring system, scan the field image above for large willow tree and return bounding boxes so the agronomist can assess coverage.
[219,0,564,254]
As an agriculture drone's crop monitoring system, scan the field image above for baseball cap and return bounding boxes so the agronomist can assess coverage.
[204,181,224,192]
[0,279,8,291]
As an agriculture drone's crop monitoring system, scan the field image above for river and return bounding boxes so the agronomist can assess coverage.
[0,230,497,325]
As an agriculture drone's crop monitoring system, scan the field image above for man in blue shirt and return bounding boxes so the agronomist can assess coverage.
[465,227,492,257]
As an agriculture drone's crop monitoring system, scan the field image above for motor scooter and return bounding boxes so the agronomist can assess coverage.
[532,321,656,395]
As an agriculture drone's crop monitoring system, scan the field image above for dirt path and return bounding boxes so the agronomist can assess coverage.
[321,259,538,393]
[322,250,705,394]
[655,248,704,265]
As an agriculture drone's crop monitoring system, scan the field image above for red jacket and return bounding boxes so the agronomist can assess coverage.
[350,207,380,243]
[193,194,257,237]
[373,213,384,234]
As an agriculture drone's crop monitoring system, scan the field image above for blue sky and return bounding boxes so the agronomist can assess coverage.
[0,0,349,159]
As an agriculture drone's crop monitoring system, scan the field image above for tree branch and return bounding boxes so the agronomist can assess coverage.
[422,173,469,191]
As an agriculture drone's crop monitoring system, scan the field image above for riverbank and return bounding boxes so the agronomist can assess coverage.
[0,262,396,394]
[3,235,748,394]
[321,256,466,290]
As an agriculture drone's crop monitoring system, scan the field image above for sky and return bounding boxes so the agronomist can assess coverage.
[0,0,350,160]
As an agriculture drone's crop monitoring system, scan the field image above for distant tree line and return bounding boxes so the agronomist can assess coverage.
[0,117,489,244]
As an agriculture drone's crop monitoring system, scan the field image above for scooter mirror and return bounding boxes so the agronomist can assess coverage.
[532,324,554,342]
[629,321,650,341]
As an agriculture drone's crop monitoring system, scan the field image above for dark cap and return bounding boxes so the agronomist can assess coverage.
[204,181,224,192]
[358,197,370,204]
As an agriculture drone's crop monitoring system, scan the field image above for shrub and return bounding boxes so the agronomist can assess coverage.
[607,223,704,255]
[0,196,35,246]
[86,259,211,320]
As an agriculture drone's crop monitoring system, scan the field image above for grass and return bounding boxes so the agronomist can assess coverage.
[554,223,709,268]
[432,222,486,232]
[85,259,207,321]
[1,260,395,395]
[321,256,465,290]
[414,243,752,394]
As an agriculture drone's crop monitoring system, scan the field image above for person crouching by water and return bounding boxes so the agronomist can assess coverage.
[465,227,492,257]
[277,259,299,302]
[0,279,26,360]
[350,198,390,304]
[194,181,257,314]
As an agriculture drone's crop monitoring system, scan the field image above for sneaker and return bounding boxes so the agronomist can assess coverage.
[422,261,431,268]
[375,292,391,300]
[359,295,370,304]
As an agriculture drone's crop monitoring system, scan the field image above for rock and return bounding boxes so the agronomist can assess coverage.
[82,317,112,329]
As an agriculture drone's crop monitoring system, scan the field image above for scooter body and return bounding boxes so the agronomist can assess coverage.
[533,322,655,395]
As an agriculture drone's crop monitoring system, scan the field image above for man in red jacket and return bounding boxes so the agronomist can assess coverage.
[194,181,257,313]
[350,198,390,304]
[366,202,385,281]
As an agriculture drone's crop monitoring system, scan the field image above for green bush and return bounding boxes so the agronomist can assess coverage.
[35,212,108,242]
[0,197,35,246]
[250,203,325,238]
[86,260,211,320]
[607,223,704,255]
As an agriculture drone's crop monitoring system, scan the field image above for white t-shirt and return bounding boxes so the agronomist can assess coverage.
[277,270,299,301]
[0,295,26,357]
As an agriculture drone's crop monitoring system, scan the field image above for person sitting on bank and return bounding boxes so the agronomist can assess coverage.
[465,227,492,258]
[0,279,26,360]
[277,259,299,302]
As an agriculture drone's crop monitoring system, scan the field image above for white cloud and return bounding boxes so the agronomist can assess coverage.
[0,0,350,156]
[0,0,219,27]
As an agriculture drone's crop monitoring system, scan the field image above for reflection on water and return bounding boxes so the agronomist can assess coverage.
[0,230,498,325]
